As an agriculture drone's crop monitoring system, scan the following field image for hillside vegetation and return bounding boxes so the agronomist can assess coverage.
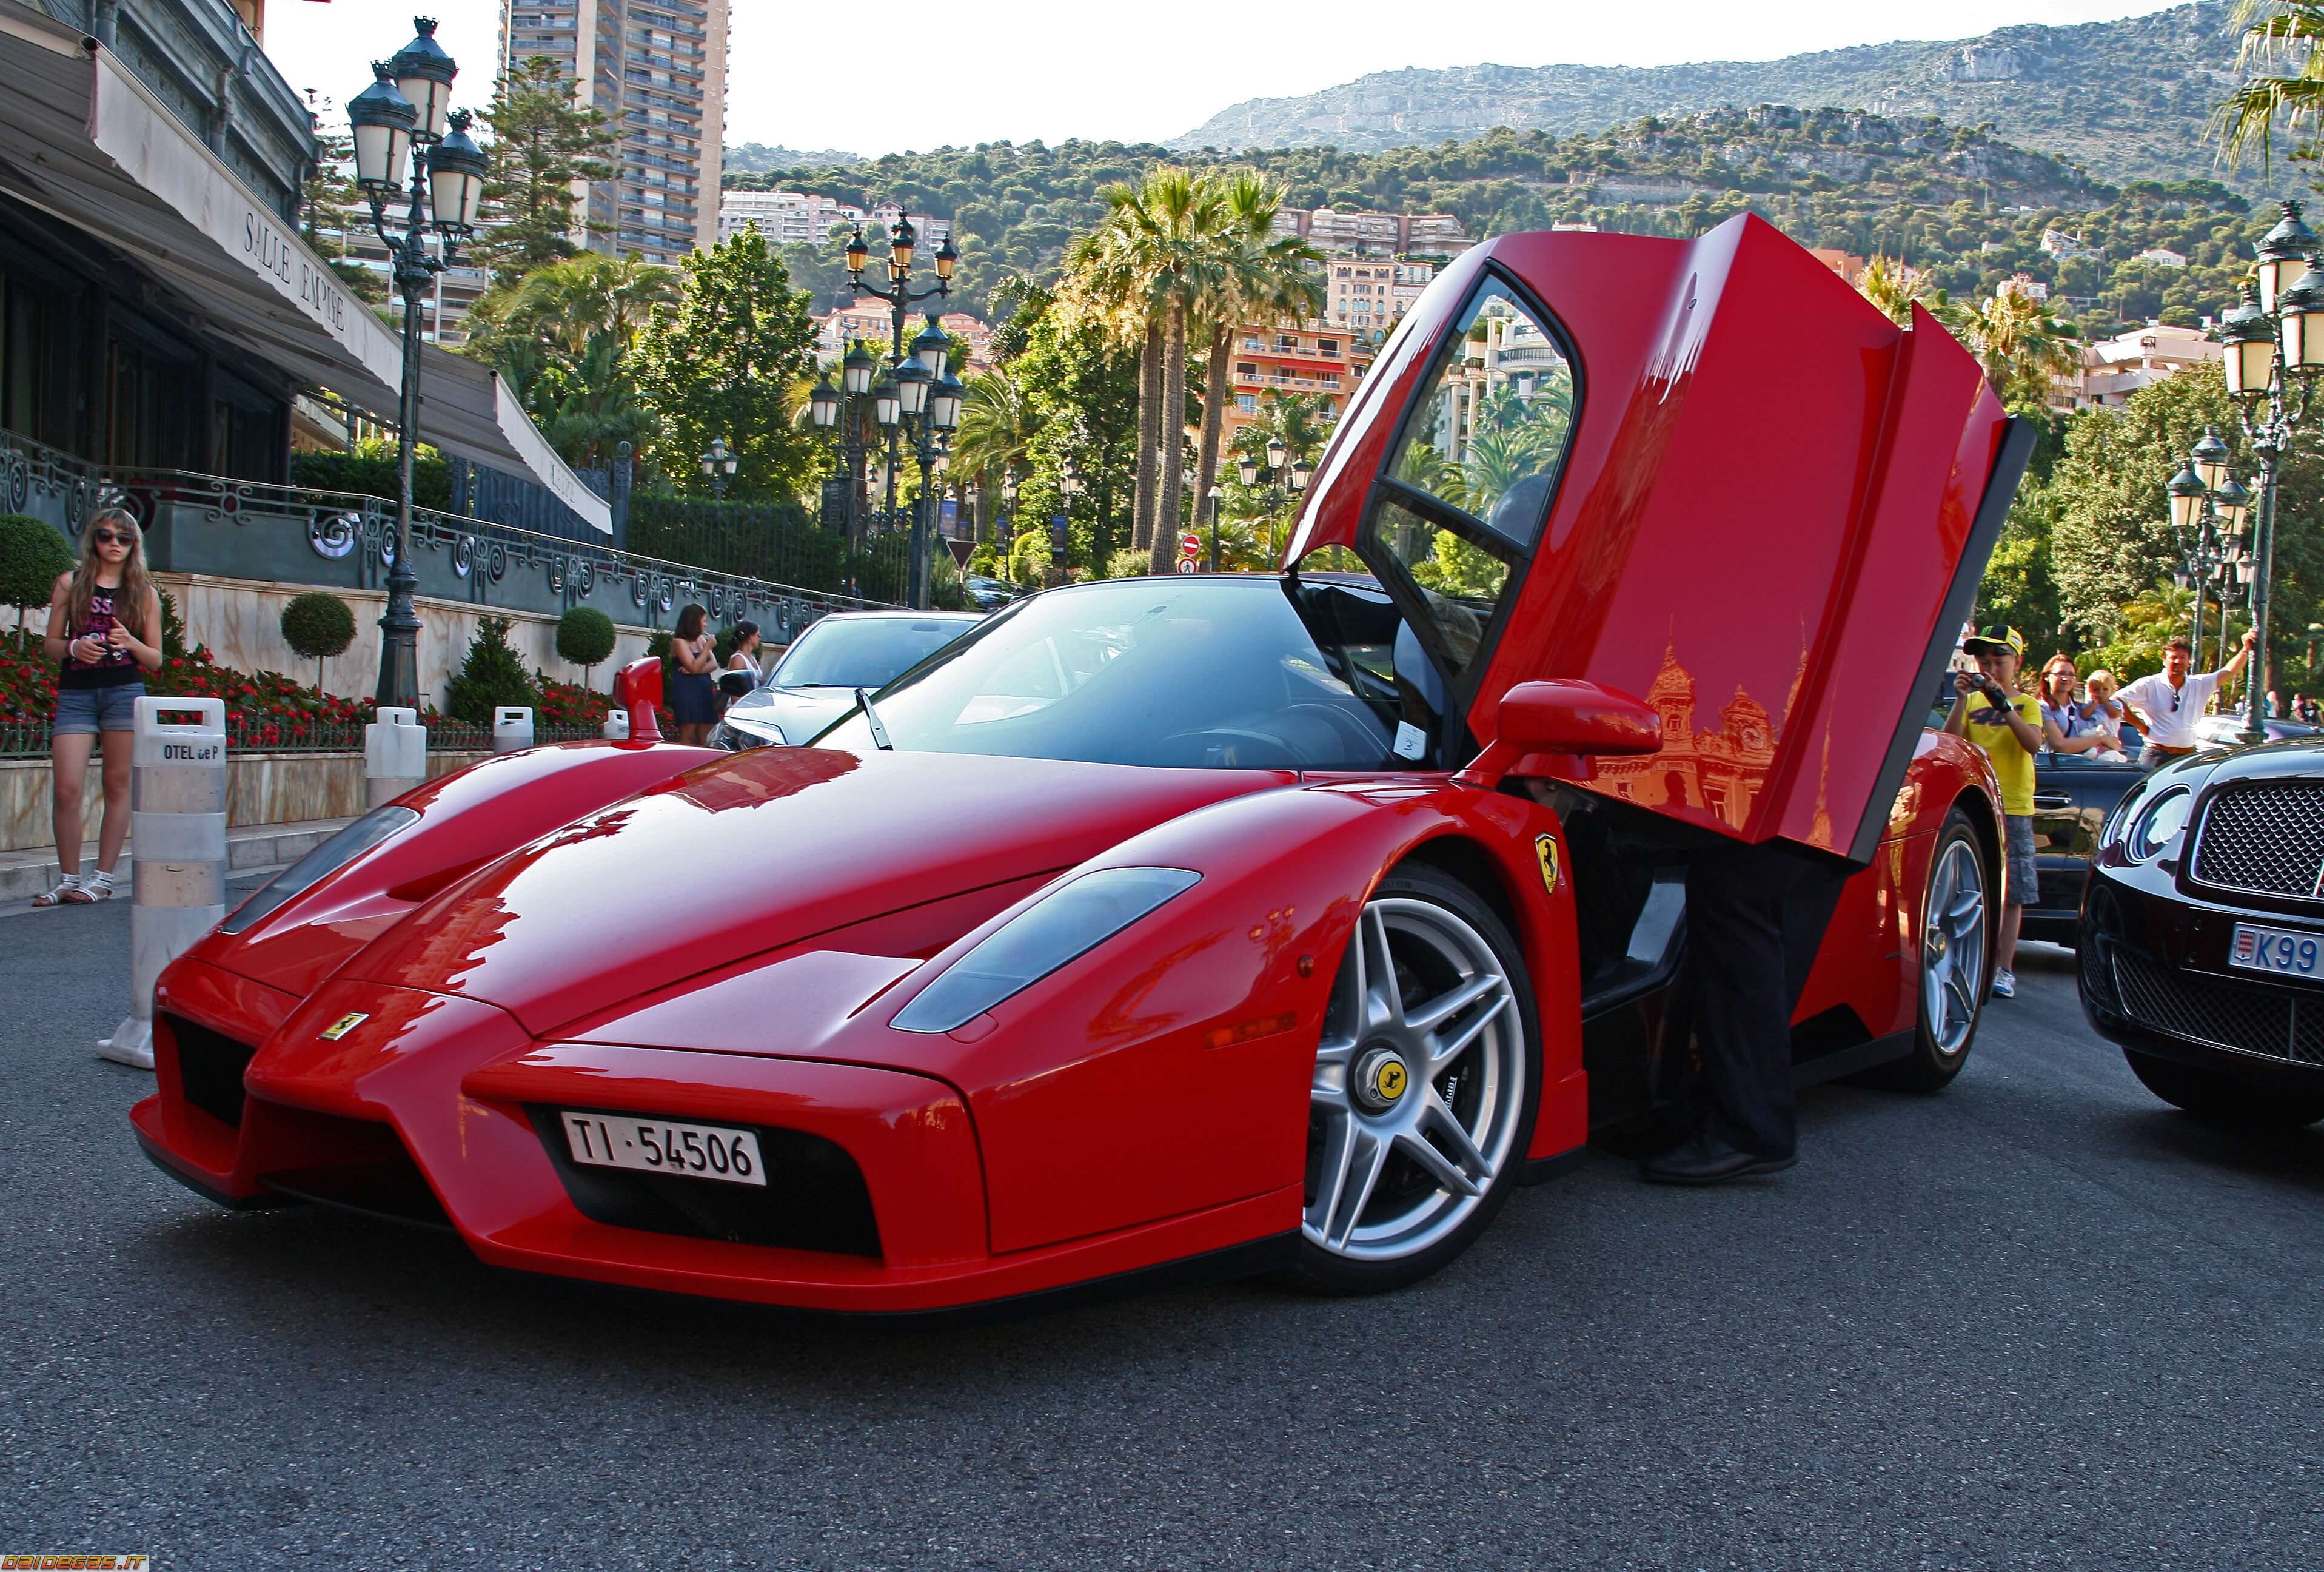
[1171,1,2249,191]
[733,106,2262,335]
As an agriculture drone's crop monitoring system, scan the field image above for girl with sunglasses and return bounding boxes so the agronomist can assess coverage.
[35,509,162,908]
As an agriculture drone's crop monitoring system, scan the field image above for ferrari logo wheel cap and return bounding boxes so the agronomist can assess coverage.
[1375,1058,1408,1100]
[1354,1045,1411,1110]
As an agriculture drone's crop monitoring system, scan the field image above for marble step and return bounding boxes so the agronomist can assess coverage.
[0,815,355,906]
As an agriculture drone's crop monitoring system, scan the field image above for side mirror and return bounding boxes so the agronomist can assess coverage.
[613,656,665,747]
[1457,679,1660,787]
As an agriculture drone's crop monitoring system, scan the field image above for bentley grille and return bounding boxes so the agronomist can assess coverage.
[2111,949,2324,1067]
[2191,783,2324,898]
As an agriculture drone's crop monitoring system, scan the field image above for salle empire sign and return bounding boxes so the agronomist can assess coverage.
[242,208,347,337]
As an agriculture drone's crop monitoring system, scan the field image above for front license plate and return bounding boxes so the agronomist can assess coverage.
[2228,922,2324,979]
[560,1110,766,1187]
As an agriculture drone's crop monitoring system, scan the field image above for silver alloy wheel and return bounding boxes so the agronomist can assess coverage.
[1305,896,1527,1263]
[1922,836,1987,1056]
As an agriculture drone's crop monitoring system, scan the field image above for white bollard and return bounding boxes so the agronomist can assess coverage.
[492,705,535,754]
[601,709,630,742]
[101,697,227,1070]
[364,706,426,809]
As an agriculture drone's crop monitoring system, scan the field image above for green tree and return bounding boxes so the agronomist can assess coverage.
[446,616,541,723]
[1010,290,1141,574]
[474,55,617,286]
[1854,255,1946,326]
[1949,289,2080,415]
[279,591,356,691]
[465,252,680,467]
[2214,1,2324,173]
[631,230,822,500]
[555,606,618,689]
[300,114,386,305]
[0,514,72,639]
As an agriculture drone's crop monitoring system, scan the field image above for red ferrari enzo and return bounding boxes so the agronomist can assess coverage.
[133,215,2029,1312]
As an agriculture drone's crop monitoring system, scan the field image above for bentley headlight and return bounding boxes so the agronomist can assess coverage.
[2127,788,2192,864]
[892,867,1202,1033]
[717,713,786,751]
[221,804,419,934]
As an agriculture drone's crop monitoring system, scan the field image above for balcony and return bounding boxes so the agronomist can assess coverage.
[29,0,317,221]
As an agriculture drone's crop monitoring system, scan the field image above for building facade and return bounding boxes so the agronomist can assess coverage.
[500,0,729,264]
[1325,259,1435,334]
[1220,320,1376,450]
[718,189,863,247]
[1272,207,1471,258]
[2051,321,2222,412]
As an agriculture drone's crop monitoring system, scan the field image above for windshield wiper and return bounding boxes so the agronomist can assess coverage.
[856,687,893,750]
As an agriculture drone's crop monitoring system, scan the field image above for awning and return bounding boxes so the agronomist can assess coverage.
[0,5,612,532]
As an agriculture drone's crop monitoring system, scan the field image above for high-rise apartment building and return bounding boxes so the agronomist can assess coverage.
[500,0,730,264]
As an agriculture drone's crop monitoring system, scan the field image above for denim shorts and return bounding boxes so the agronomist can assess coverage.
[2004,813,2039,907]
[53,682,144,735]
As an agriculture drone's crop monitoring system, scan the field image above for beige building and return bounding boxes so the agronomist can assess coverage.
[1273,207,1472,258]
[718,189,865,246]
[500,0,730,264]
[1326,259,1435,334]
[2052,322,2221,412]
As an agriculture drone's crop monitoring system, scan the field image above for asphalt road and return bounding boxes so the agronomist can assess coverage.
[4,894,2321,1571]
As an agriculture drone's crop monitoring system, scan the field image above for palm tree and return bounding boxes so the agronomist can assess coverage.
[951,364,1037,482]
[1855,255,1948,328]
[1186,176,1325,571]
[2214,1,2324,171]
[1949,289,2078,415]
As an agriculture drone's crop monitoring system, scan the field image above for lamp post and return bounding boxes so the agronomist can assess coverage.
[346,18,485,711]
[2211,197,2324,743]
[839,213,960,608]
[698,437,737,501]
[1207,484,1222,571]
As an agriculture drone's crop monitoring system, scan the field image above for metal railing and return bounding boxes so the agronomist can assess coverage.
[0,427,895,645]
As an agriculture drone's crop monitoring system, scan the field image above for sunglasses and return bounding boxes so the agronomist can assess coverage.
[90,529,130,546]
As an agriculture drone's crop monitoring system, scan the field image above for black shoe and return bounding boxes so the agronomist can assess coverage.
[1639,1137,1796,1186]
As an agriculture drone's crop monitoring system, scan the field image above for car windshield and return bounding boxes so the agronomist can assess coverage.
[811,577,1413,771]
[772,617,969,688]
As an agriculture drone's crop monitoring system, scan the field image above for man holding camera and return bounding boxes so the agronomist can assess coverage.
[1943,626,2078,1000]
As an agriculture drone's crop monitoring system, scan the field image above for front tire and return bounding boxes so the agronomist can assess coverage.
[1290,862,1541,1295]
[2124,1050,2324,1131]
[1859,807,1990,1093]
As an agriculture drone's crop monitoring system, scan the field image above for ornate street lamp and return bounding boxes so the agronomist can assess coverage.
[699,437,737,500]
[841,217,959,608]
[2209,206,2324,744]
[347,19,475,711]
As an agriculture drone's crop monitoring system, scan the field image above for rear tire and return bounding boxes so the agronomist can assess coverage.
[1288,862,1541,1295]
[2123,1050,2324,1131]
[1858,807,1990,1093]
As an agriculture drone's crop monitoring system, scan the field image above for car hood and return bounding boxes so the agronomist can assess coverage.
[723,685,857,745]
[342,747,1291,1037]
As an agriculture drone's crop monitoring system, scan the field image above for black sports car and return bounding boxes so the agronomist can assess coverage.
[2078,736,2324,1130]
[2025,750,2146,946]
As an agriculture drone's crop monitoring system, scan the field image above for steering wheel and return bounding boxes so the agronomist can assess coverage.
[1280,702,1396,763]
[1153,727,1305,770]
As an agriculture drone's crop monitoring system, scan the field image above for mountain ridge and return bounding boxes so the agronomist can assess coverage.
[1170,2,2254,190]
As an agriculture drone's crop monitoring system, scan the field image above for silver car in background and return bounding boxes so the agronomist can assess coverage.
[715,610,980,750]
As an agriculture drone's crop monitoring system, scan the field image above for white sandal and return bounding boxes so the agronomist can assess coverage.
[31,873,81,907]
[62,868,116,903]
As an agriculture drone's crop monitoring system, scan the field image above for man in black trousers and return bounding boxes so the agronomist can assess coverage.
[1642,837,1852,1184]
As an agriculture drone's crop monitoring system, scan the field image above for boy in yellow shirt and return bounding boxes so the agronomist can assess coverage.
[1942,625,2077,1000]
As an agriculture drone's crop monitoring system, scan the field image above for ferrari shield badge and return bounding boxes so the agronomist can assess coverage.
[1535,835,1561,895]
[319,1011,369,1041]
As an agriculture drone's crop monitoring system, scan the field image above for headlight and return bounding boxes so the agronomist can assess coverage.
[2127,788,2192,864]
[892,867,1202,1033]
[220,804,419,934]
[717,713,786,750]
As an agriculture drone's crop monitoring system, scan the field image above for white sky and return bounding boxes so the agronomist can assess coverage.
[262,0,2186,156]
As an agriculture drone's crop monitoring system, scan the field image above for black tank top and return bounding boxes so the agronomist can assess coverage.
[60,583,141,690]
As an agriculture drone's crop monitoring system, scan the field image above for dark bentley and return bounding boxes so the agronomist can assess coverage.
[2079,738,2324,1129]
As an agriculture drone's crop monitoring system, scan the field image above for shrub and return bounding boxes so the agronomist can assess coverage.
[0,514,73,633]
[280,591,357,689]
[444,616,540,723]
[291,449,452,511]
[1105,547,1154,581]
[555,606,617,686]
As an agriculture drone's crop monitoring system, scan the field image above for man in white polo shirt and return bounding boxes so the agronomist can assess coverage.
[2118,629,2257,767]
